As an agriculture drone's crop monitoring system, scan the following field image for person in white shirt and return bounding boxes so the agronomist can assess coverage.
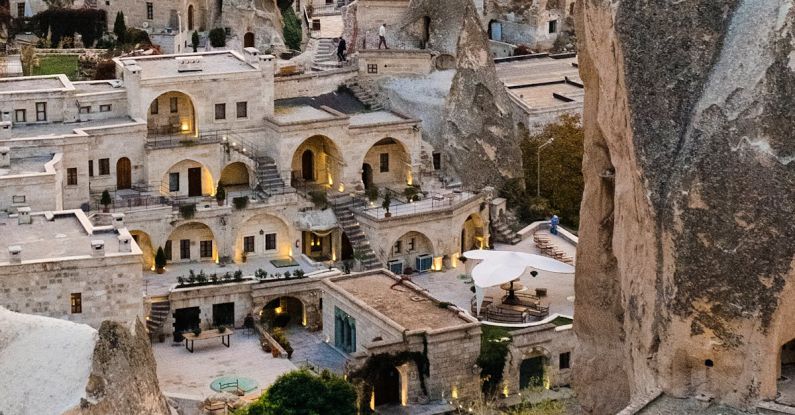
[378,24,388,49]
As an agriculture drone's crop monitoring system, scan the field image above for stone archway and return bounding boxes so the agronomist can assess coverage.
[291,135,343,188]
[255,290,323,331]
[161,159,214,198]
[461,213,486,252]
[147,91,196,136]
[361,137,411,189]
[219,161,251,187]
[389,231,434,273]
[234,212,291,262]
[166,222,216,263]
[130,230,155,270]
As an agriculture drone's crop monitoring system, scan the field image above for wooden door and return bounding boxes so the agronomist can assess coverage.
[188,167,202,197]
[302,150,314,181]
[116,157,131,189]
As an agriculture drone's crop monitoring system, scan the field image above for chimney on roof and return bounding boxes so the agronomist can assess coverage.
[0,146,9,168]
[17,207,31,225]
[176,56,204,72]
[111,213,125,229]
[244,47,260,66]
[8,245,21,263]
[90,240,105,257]
[118,234,132,253]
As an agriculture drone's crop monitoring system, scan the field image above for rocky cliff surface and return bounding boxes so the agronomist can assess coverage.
[573,1,795,412]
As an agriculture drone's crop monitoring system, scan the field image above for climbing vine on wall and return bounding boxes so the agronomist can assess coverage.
[477,325,512,396]
[348,334,430,413]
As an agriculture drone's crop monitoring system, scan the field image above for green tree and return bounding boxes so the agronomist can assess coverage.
[155,246,167,270]
[208,27,226,47]
[519,114,584,228]
[240,369,356,415]
[113,11,126,44]
[191,30,199,52]
[100,190,112,209]
[281,7,302,51]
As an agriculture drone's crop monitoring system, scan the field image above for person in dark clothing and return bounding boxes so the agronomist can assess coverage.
[337,37,347,62]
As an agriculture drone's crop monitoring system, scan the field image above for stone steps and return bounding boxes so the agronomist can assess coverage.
[146,301,170,336]
[345,81,384,111]
[330,195,381,270]
[256,161,286,195]
[759,401,795,415]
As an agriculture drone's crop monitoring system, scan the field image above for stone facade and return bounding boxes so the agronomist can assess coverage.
[574,0,795,412]
[503,322,574,394]
[482,0,575,51]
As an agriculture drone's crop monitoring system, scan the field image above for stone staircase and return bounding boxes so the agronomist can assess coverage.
[345,80,384,111]
[330,195,381,270]
[146,300,170,338]
[255,156,287,195]
[492,217,521,245]
[311,38,341,71]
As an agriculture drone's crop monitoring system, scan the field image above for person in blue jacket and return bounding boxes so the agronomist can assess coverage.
[550,215,560,235]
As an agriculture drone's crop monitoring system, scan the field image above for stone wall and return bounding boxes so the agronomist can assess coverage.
[274,68,358,100]
[504,323,574,394]
[574,0,795,412]
[357,50,434,77]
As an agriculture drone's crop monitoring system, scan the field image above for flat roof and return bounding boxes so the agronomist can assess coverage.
[496,56,579,87]
[8,116,137,139]
[73,81,123,94]
[349,111,406,126]
[0,76,68,93]
[509,82,584,108]
[0,155,52,176]
[272,105,336,124]
[0,211,132,263]
[331,273,470,331]
[120,52,257,80]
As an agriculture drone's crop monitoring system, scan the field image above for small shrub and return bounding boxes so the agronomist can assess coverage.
[113,11,126,44]
[209,28,226,47]
[179,204,196,219]
[191,30,199,52]
[155,246,167,270]
[284,271,291,279]
[382,192,392,213]
[366,185,379,202]
[192,327,202,336]
[233,196,248,210]
[218,325,226,333]
[100,190,112,208]
[282,7,302,51]
[309,190,328,209]
[255,269,268,280]
[177,276,185,285]
[126,28,151,46]
[94,60,116,80]
[187,270,197,283]
[233,270,243,281]
[196,270,207,283]
[223,271,232,280]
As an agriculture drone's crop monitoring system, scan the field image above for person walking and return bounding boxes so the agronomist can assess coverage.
[378,23,388,49]
[337,37,347,63]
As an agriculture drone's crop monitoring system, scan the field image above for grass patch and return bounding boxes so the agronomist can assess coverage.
[270,257,299,268]
[31,55,79,80]
[550,316,573,326]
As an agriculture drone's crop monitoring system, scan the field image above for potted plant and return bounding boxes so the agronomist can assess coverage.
[382,192,392,218]
[192,327,202,336]
[158,332,166,343]
[366,185,379,204]
[155,246,167,274]
[191,30,199,52]
[100,190,112,213]
[218,325,227,333]
[215,184,226,206]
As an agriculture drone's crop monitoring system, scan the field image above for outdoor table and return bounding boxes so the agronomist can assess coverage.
[500,280,525,305]
[182,328,234,353]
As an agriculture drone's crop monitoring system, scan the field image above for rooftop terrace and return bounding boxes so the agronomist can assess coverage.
[0,210,134,263]
[0,75,69,94]
[119,52,258,80]
[272,105,337,124]
[0,155,52,176]
[496,56,583,110]
[329,272,471,331]
[8,116,138,139]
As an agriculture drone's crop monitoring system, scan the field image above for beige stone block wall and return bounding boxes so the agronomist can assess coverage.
[273,69,358,100]
[357,51,433,78]
[503,324,575,394]
[165,281,255,335]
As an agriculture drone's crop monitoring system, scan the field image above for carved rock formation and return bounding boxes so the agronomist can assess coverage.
[573,0,795,413]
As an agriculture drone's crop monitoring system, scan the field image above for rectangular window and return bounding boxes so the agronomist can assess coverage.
[236,101,247,119]
[12,195,25,204]
[200,240,213,258]
[379,153,389,173]
[70,293,82,314]
[548,19,558,33]
[215,103,226,120]
[17,2,24,18]
[169,172,180,191]
[14,109,26,122]
[559,352,571,369]
[164,240,172,261]
[150,99,159,114]
[67,167,77,185]
[98,158,110,175]
[88,160,94,177]
[146,2,153,19]
[35,102,47,121]
[265,233,277,251]
[367,63,378,74]
[243,236,255,253]
[408,237,415,251]
[180,239,190,259]
[432,152,441,170]
[79,106,91,114]
[393,240,402,254]
[99,104,112,112]
[170,97,178,113]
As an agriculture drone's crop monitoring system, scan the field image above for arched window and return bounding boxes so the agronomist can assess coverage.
[188,5,194,31]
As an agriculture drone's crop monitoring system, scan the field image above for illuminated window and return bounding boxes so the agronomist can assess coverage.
[70,293,82,314]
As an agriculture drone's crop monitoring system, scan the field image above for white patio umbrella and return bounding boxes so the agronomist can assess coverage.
[463,250,574,316]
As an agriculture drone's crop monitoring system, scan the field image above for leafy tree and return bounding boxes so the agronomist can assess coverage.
[281,7,301,51]
[113,11,126,44]
[519,114,584,228]
[381,192,391,213]
[240,369,356,415]
[477,325,512,396]
[32,8,106,47]
[191,30,199,52]
[208,27,226,47]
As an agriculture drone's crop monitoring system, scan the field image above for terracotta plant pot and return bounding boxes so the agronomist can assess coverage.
[384,212,392,218]
[156,267,165,274]
[217,199,224,206]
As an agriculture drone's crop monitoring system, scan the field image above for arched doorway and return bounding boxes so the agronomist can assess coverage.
[262,297,305,327]
[148,91,196,136]
[302,150,315,181]
[187,5,194,30]
[780,339,795,404]
[389,231,434,274]
[461,213,486,252]
[219,162,250,187]
[130,230,154,270]
[520,356,546,389]
[374,366,400,407]
[162,160,214,198]
[244,32,255,48]
[116,157,131,190]
[361,163,373,190]
[362,137,410,189]
[166,222,216,262]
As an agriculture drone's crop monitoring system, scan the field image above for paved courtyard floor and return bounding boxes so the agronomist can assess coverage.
[285,325,346,374]
[411,231,576,321]
[144,255,327,296]
[153,333,296,399]
[778,364,795,405]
